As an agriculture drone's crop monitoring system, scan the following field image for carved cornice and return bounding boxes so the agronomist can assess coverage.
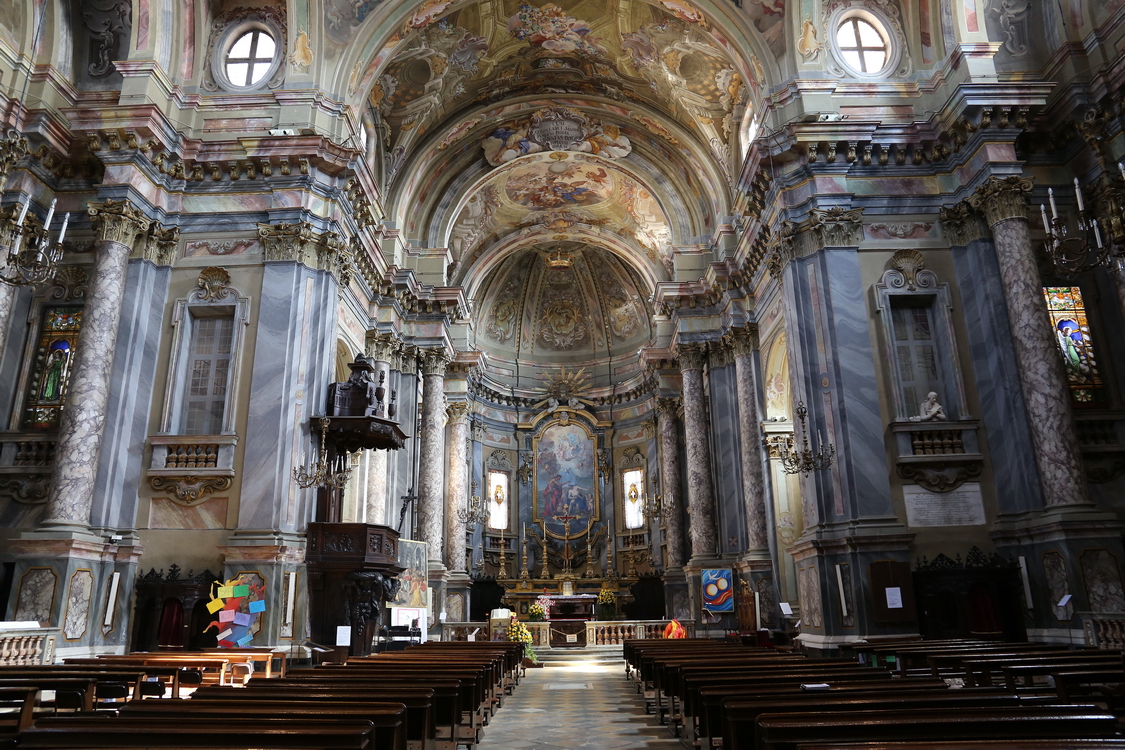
[446,400,471,424]
[675,343,707,372]
[939,200,989,246]
[258,221,352,282]
[140,223,179,265]
[0,130,29,189]
[149,475,233,505]
[88,199,152,247]
[399,345,419,375]
[420,348,451,377]
[47,266,88,302]
[967,175,1033,227]
[763,220,797,282]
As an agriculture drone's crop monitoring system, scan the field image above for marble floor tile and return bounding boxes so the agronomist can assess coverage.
[477,663,681,749]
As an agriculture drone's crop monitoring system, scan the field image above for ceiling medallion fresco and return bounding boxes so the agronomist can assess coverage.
[482,107,632,166]
[448,152,672,272]
[478,246,651,363]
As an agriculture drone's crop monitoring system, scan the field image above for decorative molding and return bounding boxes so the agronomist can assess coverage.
[896,459,982,493]
[808,207,864,247]
[193,267,237,303]
[149,475,233,505]
[620,446,645,468]
[47,266,88,302]
[0,131,29,186]
[487,449,513,470]
[257,221,351,282]
[968,175,1033,227]
[939,200,989,246]
[869,222,933,238]
[81,0,131,77]
[88,199,152,247]
[364,331,399,363]
[0,474,51,504]
[883,249,935,292]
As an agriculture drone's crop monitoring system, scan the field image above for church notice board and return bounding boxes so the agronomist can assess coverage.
[869,560,916,624]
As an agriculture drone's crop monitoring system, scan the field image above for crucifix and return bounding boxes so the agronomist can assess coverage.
[397,486,417,534]
[551,501,581,577]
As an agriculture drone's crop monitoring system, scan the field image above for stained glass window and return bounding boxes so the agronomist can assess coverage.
[1043,287,1104,404]
[22,307,83,429]
[622,467,645,529]
[488,469,509,530]
[890,304,942,417]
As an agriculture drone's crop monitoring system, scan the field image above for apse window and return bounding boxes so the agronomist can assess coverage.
[623,468,645,530]
[225,29,276,87]
[488,470,509,530]
[835,14,889,75]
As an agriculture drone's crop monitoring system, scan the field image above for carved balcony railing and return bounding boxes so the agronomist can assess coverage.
[146,434,238,505]
[1075,413,1125,483]
[891,419,983,493]
[0,433,56,505]
[1079,611,1125,650]
[440,619,694,647]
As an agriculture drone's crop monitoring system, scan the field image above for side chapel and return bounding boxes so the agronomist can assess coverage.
[0,0,1124,655]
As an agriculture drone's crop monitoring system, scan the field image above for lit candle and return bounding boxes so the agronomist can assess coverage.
[42,198,56,233]
[56,212,69,245]
[1094,219,1104,249]
[1040,204,1051,233]
[1074,178,1085,212]
[1048,188,1058,219]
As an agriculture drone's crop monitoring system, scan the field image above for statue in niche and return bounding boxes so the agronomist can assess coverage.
[909,392,947,422]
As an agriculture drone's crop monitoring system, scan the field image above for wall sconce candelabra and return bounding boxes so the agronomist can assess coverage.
[1039,179,1116,276]
[1,198,70,287]
[780,401,835,476]
[293,417,353,489]
[457,481,488,526]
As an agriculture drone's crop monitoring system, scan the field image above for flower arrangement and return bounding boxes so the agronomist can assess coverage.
[597,588,617,621]
[597,588,617,605]
[507,617,538,664]
[527,602,547,621]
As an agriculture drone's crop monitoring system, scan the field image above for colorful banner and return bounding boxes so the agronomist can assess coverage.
[203,573,266,647]
[701,568,734,612]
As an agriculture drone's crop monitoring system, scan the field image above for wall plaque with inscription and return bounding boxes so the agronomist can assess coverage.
[903,482,986,527]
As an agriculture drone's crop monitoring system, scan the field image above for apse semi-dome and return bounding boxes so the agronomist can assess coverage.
[474,245,653,372]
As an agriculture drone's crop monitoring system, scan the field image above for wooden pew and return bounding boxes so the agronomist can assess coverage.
[797,741,1125,750]
[122,698,407,750]
[754,706,1117,750]
[19,716,375,749]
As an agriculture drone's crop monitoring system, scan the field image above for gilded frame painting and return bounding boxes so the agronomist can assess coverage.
[533,419,600,540]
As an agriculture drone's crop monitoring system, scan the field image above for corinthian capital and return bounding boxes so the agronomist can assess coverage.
[88,199,152,246]
[675,343,707,372]
[726,325,759,358]
[809,206,864,248]
[0,130,29,189]
[968,175,1033,227]
[939,200,989,247]
[420,348,451,377]
[656,397,680,420]
[446,400,471,424]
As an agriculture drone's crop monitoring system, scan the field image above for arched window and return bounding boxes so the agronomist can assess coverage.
[835,16,888,74]
[487,469,509,530]
[1043,286,1105,405]
[622,467,645,530]
[224,29,276,88]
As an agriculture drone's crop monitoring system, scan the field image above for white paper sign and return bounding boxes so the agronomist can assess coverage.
[566,633,577,643]
[885,587,903,609]
[780,602,794,616]
[1057,594,1072,607]
[335,626,351,646]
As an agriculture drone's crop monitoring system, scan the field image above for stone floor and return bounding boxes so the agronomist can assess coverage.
[476,661,681,750]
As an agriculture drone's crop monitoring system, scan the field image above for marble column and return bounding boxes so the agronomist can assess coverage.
[418,348,449,562]
[364,333,396,525]
[676,343,718,559]
[968,176,1089,507]
[730,326,769,552]
[0,134,29,361]
[42,200,150,533]
[445,402,470,572]
[657,398,686,568]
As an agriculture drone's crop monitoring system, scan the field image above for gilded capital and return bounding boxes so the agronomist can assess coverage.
[446,400,471,424]
[365,330,399,363]
[420,348,451,377]
[967,175,1033,227]
[675,343,707,371]
[140,223,179,265]
[726,325,759,358]
[0,130,29,190]
[939,200,989,246]
[88,198,152,246]
[656,397,680,420]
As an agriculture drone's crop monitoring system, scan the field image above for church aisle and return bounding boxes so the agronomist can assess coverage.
[476,661,682,750]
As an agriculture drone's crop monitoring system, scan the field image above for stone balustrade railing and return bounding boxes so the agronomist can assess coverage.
[0,625,59,664]
[1079,611,1125,649]
[440,619,693,647]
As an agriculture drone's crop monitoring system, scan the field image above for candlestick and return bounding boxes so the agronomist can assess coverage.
[15,197,29,227]
[1118,162,1124,181]
[1094,219,1104,249]
[56,213,69,246]
[42,199,56,233]
[1040,204,1051,234]
[754,590,761,630]
[1075,178,1085,212]
[1048,188,1058,219]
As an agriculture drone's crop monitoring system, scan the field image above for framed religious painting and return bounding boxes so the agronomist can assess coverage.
[532,419,600,540]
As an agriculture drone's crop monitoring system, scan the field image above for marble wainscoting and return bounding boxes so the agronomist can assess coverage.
[148,496,229,529]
